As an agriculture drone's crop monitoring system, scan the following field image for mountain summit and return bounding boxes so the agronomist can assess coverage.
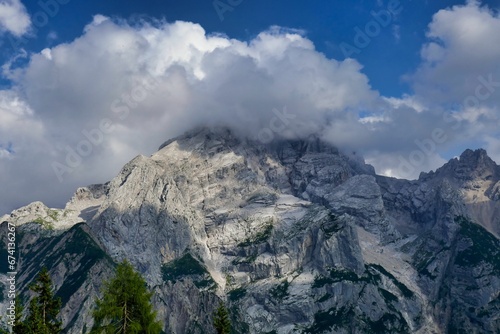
[1,127,499,333]
[427,148,499,182]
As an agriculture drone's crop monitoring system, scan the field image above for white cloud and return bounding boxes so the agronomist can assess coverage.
[0,18,379,214]
[413,1,500,106]
[363,0,500,179]
[366,152,447,180]
[484,135,500,165]
[2,2,500,214]
[384,95,426,113]
[0,0,31,36]
[0,90,58,212]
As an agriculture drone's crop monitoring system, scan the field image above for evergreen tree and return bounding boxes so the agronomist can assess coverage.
[25,267,62,334]
[91,260,162,334]
[213,302,231,334]
[12,295,28,334]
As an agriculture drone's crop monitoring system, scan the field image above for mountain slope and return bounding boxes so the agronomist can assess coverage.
[1,127,498,333]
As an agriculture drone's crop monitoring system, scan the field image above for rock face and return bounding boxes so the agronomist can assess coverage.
[1,127,499,333]
[419,148,500,238]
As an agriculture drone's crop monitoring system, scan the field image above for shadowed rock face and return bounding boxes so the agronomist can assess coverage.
[1,127,498,334]
[419,148,500,237]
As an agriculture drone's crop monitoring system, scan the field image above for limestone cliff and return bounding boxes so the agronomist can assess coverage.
[1,127,498,333]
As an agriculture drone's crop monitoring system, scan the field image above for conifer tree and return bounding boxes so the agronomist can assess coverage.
[24,267,62,334]
[12,295,28,334]
[213,302,231,334]
[91,260,162,334]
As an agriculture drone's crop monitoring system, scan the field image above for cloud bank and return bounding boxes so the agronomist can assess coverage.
[1,1,499,214]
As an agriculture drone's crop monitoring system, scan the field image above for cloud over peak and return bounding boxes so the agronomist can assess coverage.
[0,17,378,213]
[1,2,500,214]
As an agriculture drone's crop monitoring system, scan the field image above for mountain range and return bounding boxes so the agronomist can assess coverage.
[1,126,499,333]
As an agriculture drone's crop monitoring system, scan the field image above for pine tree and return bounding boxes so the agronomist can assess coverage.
[91,260,162,334]
[25,267,62,334]
[213,302,231,334]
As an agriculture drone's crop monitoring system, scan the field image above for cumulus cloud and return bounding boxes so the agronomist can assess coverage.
[1,2,500,214]
[374,0,500,177]
[414,0,500,105]
[0,90,57,213]
[0,17,380,214]
[0,0,31,36]
[360,0,499,179]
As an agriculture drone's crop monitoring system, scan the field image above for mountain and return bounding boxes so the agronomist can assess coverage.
[1,127,499,333]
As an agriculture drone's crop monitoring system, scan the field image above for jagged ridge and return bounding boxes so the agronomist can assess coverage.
[1,127,499,333]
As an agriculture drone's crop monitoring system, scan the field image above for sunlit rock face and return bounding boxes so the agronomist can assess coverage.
[1,127,498,334]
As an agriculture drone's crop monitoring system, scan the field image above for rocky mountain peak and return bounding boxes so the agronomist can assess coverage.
[458,148,496,169]
[2,127,499,334]
[429,148,499,183]
[417,148,500,236]
[156,126,375,176]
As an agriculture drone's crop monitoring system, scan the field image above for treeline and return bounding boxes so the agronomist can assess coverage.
[2,261,232,334]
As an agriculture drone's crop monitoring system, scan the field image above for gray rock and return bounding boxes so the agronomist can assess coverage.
[1,127,498,334]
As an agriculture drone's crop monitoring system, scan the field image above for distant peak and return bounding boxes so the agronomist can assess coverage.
[459,148,489,162]
[429,148,498,182]
[457,148,497,171]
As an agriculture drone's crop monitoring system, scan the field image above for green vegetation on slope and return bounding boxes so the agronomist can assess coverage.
[454,216,500,274]
[162,253,216,290]
[270,280,289,300]
[18,223,113,306]
[238,222,273,247]
[228,287,247,301]
[304,306,354,333]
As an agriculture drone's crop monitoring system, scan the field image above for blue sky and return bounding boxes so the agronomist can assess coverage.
[0,0,500,214]
[4,0,497,96]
